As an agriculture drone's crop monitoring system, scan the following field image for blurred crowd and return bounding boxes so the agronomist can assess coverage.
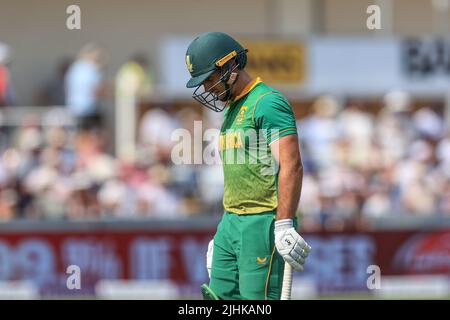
[0,106,222,221]
[299,93,450,230]
[0,41,449,230]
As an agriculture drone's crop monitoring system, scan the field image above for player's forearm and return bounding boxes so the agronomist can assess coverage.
[276,159,303,221]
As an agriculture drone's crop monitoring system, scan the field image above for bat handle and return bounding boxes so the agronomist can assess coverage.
[280,263,293,300]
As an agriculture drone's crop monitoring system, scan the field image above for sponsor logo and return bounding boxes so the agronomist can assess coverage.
[393,232,450,274]
[257,257,268,265]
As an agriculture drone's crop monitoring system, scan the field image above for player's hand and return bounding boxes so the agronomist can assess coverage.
[274,219,311,272]
[206,239,214,278]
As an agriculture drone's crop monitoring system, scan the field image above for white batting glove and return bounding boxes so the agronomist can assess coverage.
[206,239,214,278]
[275,219,311,272]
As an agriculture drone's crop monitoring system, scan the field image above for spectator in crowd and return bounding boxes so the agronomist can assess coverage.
[65,43,108,130]
[138,105,180,164]
[436,130,450,178]
[115,53,155,161]
[300,95,342,171]
[338,101,374,170]
[135,163,181,218]
[413,107,444,141]
[116,53,154,100]
[0,42,15,106]
[375,90,414,163]
[439,181,450,215]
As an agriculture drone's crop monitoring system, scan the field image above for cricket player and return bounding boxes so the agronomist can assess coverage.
[185,32,311,300]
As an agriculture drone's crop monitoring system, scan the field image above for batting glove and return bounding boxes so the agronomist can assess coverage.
[275,219,311,272]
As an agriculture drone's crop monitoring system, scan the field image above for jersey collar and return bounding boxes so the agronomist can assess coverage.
[231,77,262,103]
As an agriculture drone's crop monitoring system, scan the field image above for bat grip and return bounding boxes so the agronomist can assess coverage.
[280,263,293,300]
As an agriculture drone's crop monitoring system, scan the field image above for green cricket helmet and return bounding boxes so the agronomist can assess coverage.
[185,32,247,112]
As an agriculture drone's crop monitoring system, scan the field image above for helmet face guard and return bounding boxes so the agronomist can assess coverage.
[191,50,247,112]
[192,84,227,112]
[192,63,240,112]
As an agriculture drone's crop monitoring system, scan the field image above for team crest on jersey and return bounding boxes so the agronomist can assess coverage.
[236,106,248,124]
[185,55,193,73]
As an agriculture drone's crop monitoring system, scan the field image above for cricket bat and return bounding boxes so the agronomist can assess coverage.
[280,263,293,300]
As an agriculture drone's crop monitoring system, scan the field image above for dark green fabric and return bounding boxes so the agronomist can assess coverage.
[209,211,298,300]
[185,32,245,88]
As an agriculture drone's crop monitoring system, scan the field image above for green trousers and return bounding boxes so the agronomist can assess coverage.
[209,211,288,300]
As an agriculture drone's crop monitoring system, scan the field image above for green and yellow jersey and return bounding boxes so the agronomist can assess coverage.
[219,77,298,215]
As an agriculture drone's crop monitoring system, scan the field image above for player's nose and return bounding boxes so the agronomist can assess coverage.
[203,79,212,89]
[203,82,214,93]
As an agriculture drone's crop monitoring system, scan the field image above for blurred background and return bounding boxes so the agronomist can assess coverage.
[0,0,449,299]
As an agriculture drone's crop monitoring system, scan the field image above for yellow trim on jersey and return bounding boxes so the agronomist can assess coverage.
[265,245,277,300]
[233,77,262,102]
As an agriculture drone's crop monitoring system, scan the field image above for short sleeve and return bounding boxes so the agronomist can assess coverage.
[253,93,297,145]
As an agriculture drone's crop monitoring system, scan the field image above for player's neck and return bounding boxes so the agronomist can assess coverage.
[230,71,253,102]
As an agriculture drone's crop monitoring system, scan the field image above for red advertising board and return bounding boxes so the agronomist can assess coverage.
[0,227,449,297]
